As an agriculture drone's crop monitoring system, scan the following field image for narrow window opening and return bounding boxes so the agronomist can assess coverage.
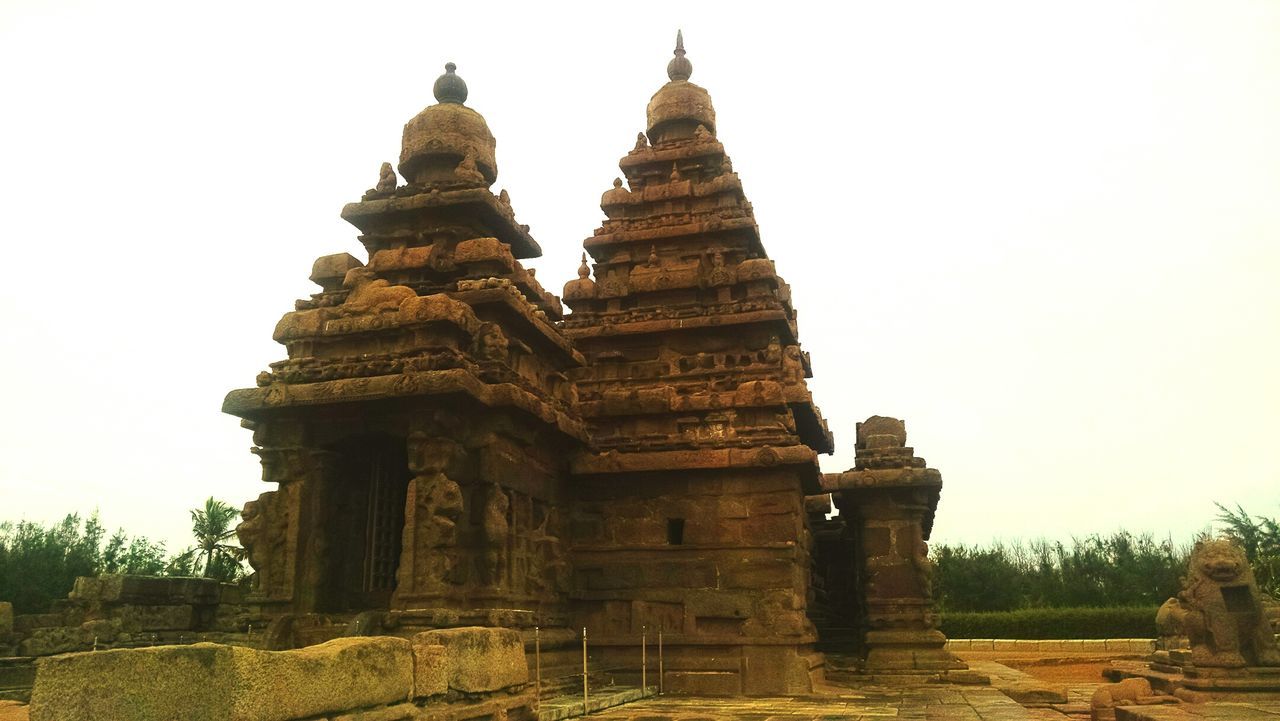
[667,518,685,545]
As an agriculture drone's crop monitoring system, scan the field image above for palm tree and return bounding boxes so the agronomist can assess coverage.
[188,497,244,580]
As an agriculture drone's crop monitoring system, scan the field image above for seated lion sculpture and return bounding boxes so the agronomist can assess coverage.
[1158,537,1280,668]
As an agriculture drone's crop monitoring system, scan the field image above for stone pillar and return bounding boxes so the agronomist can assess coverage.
[824,416,964,674]
[239,419,341,613]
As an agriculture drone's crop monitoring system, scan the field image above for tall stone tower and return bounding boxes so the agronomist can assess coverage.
[559,33,834,694]
[224,64,583,623]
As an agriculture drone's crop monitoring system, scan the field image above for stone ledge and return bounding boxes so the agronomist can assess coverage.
[946,638,1156,653]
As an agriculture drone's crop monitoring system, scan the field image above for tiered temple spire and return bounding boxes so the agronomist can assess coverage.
[557,33,834,694]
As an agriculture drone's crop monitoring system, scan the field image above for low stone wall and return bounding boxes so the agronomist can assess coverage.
[28,626,532,721]
[3,575,248,659]
[945,638,1156,654]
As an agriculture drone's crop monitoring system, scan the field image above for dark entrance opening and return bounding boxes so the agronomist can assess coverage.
[328,435,410,611]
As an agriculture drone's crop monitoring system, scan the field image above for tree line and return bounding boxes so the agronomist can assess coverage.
[0,498,244,613]
[932,503,1280,612]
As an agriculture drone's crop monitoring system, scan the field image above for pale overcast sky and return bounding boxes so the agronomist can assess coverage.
[1,1,1276,552]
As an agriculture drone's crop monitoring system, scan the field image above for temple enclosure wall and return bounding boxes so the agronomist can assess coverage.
[28,627,531,721]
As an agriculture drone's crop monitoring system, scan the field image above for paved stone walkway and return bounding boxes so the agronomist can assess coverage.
[579,687,1034,720]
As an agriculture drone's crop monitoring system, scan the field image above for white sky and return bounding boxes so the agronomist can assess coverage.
[0,1,1277,553]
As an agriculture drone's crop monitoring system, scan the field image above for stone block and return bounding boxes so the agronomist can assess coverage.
[970,638,995,651]
[1014,639,1041,650]
[663,670,741,696]
[13,615,61,634]
[331,703,418,721]
[412,626,526,693]
[0,604,10,635]
[19,627,82,657]
[945,639,971,651]
[1060,639,1084,651]
[70,575,220,606]
[999,680,1068,705]
[29,637,412,721]
[1080,639,1108,652]
[992,639,1019,651]
[742,646,813,694]
[410,640,448,698]
[117,604,197,632]
[720,558,798,589]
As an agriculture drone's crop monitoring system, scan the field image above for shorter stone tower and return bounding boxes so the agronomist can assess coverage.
[224,64,583,625]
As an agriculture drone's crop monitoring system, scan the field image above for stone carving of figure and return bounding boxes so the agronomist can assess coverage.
[455,150,486,184]
[694,124,712,140]
[634,132,648,151]
[648,245,659,268]
[473,322,509,362]
[237,491,289,598]
[781,345,805,385]
[405,474,465,591]
[765,336,782,365]
[480,484,510,587]
[708,249,733,286]
[528,508,568,595]
[375,162,396,193]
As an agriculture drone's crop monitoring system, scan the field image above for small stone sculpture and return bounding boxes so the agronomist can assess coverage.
[455,150,486,184]
[474,322,509,362]
[375,162,396,193]
[634,132,648,151]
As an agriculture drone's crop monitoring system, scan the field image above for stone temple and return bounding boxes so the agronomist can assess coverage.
[221,34,959,695]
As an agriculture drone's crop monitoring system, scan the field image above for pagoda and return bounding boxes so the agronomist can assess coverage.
[223,64,583,627]
[558,33,835,694]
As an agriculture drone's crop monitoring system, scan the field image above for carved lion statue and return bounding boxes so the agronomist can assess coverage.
[1160,537,1280,668]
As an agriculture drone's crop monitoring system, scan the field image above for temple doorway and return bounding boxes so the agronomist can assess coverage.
[329,434,410,611]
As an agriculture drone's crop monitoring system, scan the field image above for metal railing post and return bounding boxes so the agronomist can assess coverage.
[658,630,663,695]
[582,626,589,713]
[641,625,647,693]
[534,626,541,712]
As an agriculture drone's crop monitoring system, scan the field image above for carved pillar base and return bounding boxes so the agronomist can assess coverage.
[864,630,965,672]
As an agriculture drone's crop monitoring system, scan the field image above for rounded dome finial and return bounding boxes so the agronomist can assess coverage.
[667,30,692,81]
[433,62,468,104]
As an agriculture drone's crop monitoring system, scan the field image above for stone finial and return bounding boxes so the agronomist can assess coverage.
[634,132,649,151]
[648,245,659,267]
[578,252,591,279]
[667,30,692,81]
[433,62,468,104]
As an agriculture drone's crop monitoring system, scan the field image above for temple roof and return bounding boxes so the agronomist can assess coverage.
[646,32,716,142]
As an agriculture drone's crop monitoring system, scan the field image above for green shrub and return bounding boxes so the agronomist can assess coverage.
[940,606,1159,639]
[934,532,1188,611]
